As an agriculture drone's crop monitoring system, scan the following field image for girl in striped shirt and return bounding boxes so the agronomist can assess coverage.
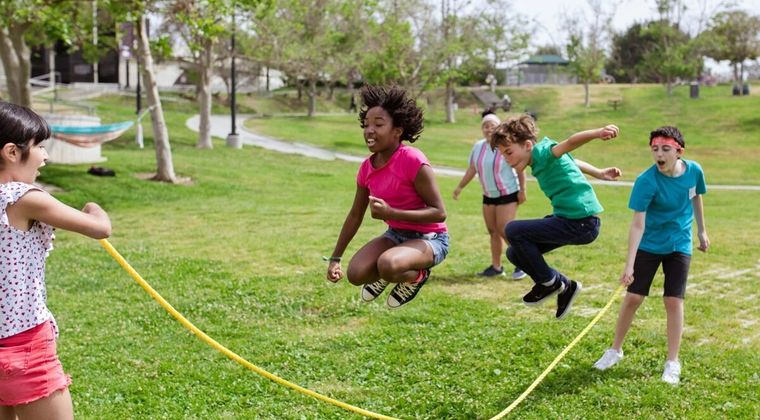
[453,111,526,279]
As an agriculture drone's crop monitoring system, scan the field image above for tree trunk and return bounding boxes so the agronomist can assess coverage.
[307,77,317,117]
[584,80,590,108]
[138,14,177,183]
[0,29,22,104]
[733,62,740,90]
[740,62,745,96]
[8,24,32,107]
[666,76,673,96]
[445,78,455,123]
[196,43,213,149]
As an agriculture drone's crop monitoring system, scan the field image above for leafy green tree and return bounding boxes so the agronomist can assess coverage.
[105,0,177,182]
[564,0,611,108]
[165,0,267,147]
[703,9,760,94]
[252,0,370,117]
[606,22,661,83]
[638,21,700,96]
[360,0,439,97]
[478,0,530,84]
[163,0,230,149]
[0,0,79,106]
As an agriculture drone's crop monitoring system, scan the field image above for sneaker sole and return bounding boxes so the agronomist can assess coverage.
[556,281,582,320]
[360,284,387,302]
[512,273,527,280]
[523,283,565,306]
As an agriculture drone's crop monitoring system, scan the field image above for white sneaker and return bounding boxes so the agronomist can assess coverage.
[593,348,623,370]
[662,360,681,385]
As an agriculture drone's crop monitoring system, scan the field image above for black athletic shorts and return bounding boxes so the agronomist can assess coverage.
[628,249,691,298]
[482,191,519,206]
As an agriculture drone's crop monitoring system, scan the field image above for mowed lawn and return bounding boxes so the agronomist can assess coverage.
[37,86,760,419]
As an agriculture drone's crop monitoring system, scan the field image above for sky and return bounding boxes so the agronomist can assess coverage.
[508,0,760,74]
[509,0,760,45]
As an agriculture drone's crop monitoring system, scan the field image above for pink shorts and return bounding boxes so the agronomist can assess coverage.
[0,321,71,406]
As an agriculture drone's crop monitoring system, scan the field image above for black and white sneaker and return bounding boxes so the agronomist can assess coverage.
[556,280,582,319]
[387,269,430,309]
[477,265,505,277]
[361,279,390,302]
[522,279,564,306]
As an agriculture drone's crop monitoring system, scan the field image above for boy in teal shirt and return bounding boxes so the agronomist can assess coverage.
[594,126,709,385]
[490,114,621,319]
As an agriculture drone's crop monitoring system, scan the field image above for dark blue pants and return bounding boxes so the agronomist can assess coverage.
[505,215,601,285]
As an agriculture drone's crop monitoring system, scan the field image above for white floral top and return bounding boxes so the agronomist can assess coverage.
[0,182,57,339]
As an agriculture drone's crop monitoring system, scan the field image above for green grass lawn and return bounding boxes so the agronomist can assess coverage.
[36,86,760,419]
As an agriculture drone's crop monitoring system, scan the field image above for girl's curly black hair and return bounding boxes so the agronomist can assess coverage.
[358,85,424,143]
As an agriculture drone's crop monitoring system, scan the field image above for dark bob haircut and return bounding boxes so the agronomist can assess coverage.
[0,101,51,161]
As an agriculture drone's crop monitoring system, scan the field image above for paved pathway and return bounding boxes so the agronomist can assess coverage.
[187,114,760,191]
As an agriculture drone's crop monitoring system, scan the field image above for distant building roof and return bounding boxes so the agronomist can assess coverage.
[520,55,570,65]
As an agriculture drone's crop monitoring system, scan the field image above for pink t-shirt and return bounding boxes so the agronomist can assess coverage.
[356,144,447,233]
[0,182,57,339]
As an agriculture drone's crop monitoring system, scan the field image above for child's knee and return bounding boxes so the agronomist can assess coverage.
[623,293,645,309]
[346,262,372,285]
[376,254,404,279]
[504,221,519,242]
[505,247,518,265]
[663,296,683,309]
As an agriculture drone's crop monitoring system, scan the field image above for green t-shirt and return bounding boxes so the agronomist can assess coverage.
[530,137,603,219]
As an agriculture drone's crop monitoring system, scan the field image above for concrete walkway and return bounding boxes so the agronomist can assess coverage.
[186,114,760,191]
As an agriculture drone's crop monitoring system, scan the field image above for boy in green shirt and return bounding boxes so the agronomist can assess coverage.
[490,114,621,319]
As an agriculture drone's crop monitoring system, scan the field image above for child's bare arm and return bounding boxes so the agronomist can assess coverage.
[692,195,709,252]
[552,125,619,158]
[621,211,645,286]
[517,169,527,204]
[453,163,476,200]
[327,186,369,282]
[18,190,111,239]
[575,159,622,181]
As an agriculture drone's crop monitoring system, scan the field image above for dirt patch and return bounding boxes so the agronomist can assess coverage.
[135,172,194,185]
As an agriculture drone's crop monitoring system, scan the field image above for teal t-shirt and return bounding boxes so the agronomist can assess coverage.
[530,137,603,219]
[629,159,706,255]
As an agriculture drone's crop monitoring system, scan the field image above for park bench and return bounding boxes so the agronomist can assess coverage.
[607,98,622,111]
[472,90,511,112]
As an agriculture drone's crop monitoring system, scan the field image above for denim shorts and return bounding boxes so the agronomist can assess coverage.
[382,228,450,267]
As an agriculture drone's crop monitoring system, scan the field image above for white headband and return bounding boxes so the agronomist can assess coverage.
[481,114,501,126]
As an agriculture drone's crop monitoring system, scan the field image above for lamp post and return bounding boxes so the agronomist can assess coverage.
[226,1,241,148]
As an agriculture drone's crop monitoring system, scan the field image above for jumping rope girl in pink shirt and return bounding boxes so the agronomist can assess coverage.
[326,86,448,309]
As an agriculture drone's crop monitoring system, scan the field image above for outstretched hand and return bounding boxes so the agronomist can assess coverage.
[598,125,619,141]
[599,167,622,181]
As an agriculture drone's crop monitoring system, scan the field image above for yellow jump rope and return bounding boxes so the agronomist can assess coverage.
[99,239,624,419]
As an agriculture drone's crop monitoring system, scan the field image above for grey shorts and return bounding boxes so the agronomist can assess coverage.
[382,228,450,267]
